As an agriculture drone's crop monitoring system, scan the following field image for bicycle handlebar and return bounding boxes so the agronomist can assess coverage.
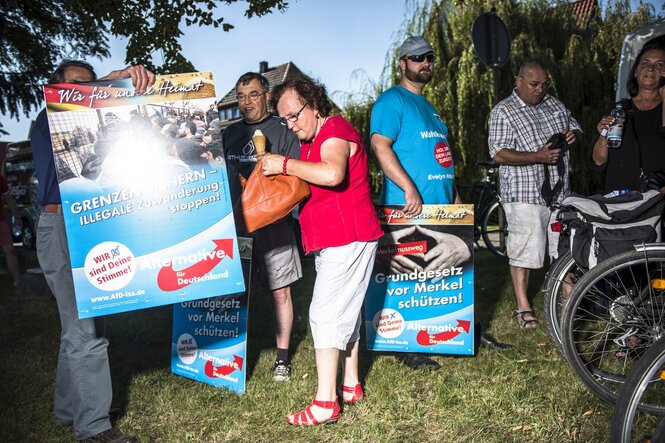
[477,160,499,169]
[457,181,492,189]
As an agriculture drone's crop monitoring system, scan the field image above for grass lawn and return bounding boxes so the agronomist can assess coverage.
[0,247,657,442]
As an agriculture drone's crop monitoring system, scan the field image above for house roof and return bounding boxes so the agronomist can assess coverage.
[569,0,597,27]
[218,61,306,109]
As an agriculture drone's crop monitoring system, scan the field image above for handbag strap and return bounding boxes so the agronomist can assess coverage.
[541,144,566,207]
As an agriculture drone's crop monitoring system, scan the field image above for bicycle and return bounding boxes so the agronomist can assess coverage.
[560,244,665,413]
[457,161,507,257]
[610,335,665,443]
[542,250,584,357]
[542,208,588,358]
[543,190,663,361]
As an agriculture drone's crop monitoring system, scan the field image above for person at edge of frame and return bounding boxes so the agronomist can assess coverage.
[31,60,155,443]
[0,173,22,288]
[591,44,665,194]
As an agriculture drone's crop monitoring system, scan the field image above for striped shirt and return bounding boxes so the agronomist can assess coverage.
[488,89,581,205]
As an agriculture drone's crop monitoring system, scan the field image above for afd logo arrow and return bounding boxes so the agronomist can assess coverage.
[416,320,470,346]
[157,239,234,291]
[204,355,244,378]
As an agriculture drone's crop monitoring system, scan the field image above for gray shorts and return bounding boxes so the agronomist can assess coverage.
[253,217,302,291]
[504,202,559,269]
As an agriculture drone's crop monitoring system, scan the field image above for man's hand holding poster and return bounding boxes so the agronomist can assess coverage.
[43,73,245,318]
[365,205,475,355]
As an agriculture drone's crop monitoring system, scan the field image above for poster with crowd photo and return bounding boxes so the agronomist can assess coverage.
[171,237,252,394]
[364,205,475,356]
[43,72,244,318]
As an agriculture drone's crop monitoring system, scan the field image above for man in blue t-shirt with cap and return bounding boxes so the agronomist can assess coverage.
[371,36,466,370]
[371,36,508,370]
[371,36,457,212]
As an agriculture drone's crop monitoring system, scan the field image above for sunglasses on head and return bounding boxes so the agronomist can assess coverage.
[404,53,435,63]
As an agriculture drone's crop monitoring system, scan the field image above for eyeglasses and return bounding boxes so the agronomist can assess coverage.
[520,77,550,90]
[403,53,435,63]
[638,60,665,72]
[236,91,265,102]
[282,103,308,124]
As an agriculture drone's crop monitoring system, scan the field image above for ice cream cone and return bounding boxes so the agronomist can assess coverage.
[252,129,266,154]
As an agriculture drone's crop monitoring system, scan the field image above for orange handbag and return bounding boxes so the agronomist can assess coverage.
[234,160,310,233]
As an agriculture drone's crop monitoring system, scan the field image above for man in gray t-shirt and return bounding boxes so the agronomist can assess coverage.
[223,72,302,381]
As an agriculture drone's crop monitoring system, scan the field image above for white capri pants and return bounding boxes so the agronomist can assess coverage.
[310,240,378,350]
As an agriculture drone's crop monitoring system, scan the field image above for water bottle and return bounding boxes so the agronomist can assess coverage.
[606,103,625,149]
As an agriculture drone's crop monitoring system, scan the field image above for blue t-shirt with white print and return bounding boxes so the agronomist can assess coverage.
[371,85,454,205]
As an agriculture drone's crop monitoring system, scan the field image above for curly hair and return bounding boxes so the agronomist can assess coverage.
[270,75,332,117]
[627,44,665,98]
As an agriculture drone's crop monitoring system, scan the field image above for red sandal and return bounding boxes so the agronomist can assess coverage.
[338,383,363,403]
[285,397,341,426]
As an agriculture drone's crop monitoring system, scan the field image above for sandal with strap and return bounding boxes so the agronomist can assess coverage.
[286,397,341,426]
[513,308,539,329]
[338,383,363,403]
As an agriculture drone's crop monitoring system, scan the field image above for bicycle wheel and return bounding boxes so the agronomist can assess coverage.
[652,416,665,442]
[481,200,507,258]
[610,336,665,443]
[561,249,665,412]
[542,251,585,358]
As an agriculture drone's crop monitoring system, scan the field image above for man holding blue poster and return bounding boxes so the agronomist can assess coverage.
[370,36,468,369]
[223,72,302,382]
[32,60,154,443]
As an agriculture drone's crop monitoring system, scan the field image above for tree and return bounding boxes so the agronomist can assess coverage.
[0,0,288,132]
[343,0,658,195]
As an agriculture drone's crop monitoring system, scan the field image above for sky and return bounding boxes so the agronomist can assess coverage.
[1,0,410,141]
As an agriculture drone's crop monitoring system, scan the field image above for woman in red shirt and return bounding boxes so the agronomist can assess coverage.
[262,76,382,426]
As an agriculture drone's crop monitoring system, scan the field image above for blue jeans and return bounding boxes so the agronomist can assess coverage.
[37,212,112,440]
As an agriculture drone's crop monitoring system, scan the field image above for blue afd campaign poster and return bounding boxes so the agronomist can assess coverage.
[43,72,245,318]
[365,205,475,355]
[171,237,252,394]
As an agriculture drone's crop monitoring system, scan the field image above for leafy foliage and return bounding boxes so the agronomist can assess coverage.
[344,0,659,195]
[0,0,288,123]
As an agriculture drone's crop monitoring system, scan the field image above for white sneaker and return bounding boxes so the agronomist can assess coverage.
[272,359,291,382]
